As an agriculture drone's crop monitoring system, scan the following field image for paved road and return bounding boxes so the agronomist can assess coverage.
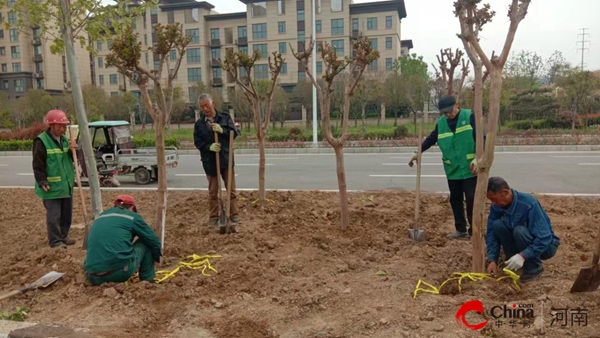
[1,151,599,195]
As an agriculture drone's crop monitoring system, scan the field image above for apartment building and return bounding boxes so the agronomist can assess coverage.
[0,2,92,100]
[93,0,410,104]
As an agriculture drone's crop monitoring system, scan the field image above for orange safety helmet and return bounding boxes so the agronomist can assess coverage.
[114,194,137,212]
[45,109,70,125]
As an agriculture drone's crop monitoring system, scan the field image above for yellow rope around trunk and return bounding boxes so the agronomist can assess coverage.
[413,268,521,299]
[154,254,222,284]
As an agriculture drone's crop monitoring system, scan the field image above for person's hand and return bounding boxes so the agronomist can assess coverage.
[209,143,221,152]
[408,153,418,167]
[505,253,525,271]
[212,123,223,134]
[42,184,50,192]
[234,122,240,129]
[487,261,498,276]
[69,140,78,151]
[470,158,478,175]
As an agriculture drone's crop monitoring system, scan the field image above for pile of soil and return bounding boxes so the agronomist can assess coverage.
[0,188,599,338]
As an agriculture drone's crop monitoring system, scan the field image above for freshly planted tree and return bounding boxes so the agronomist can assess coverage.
[292,37,379,229]
[3,0,146,221]
[220,50,284,204]
[106,23,191,244]
[454,0,531,272]
[431,48,471,97]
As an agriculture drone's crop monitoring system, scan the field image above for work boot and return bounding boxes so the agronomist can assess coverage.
[230,215,241,223]
[521,268,544,283]
[208,218,219,226]
[63,238,76,246]
[51,243,67,249]
[447,231,469,239]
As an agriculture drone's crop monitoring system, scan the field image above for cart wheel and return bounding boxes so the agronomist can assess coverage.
[134,167,151,185]
[151,166,158,181]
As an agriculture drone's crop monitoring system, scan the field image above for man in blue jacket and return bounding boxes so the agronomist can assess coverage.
[485,177,561,282]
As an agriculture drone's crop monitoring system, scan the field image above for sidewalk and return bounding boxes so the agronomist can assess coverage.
[1,144,599,156]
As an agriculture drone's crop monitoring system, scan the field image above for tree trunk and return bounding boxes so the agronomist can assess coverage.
[361,105,366,134]
[333,144,349,229]
[257,133,266,202]
[59,0,103,226]
[154,116,168,244]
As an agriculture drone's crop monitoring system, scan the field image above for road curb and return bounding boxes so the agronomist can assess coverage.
[0,145,599,156]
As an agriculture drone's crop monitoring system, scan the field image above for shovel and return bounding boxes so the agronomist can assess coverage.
[225,130,236,234]
[69,125,91,249]
[0,271,65,301]
[409,123,425,242]
[214,131,227,234]
[570,224,600,292]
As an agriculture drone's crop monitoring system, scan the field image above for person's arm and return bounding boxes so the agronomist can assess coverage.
[193,120,211,152]
[32,138,49,186]
[132,215,163,262]
[520,203,553,260]
[418,123,438,153]
[485,206,502,263]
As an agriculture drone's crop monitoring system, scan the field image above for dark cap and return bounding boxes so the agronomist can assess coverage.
[438,95,456,114]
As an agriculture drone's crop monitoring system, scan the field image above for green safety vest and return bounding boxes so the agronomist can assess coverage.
[34,131,75,199]
[437,109,476,180]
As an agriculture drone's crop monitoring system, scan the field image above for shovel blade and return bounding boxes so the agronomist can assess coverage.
[31,271,65,289]
[408,228,425,242]
[570,265,600,293]
[218,211,227,234]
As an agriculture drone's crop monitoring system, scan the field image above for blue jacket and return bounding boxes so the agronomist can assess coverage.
[486,189,560,262]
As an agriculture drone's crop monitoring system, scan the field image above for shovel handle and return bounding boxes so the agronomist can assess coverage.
[414,123,423,226]
[594,224,600,265]
[0,289,22,301]
[214,131,222,199]
[69,126,90,249]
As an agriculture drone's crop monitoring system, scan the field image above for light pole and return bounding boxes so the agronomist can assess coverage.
[311,0,318,147]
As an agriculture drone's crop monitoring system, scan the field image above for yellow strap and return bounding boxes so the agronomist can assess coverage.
[438,132,453,139]
[413,268,521,299]
[47,176,62,182]
[466,153,476,159]
[154,254,222,284]
[455,125,473,134]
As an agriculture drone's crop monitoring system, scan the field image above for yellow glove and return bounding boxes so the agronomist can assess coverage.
[411,153,418,161]
[212,123,223,134]
[470,158,478,174]
[209,143,221,152]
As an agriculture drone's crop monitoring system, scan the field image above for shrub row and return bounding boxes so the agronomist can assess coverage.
[0,137,180,151]
[266,125,410,142]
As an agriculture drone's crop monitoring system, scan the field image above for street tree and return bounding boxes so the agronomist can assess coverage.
[106,23,191,244]
[557,70,600,129]
[220,49,284,204]
[544,51,571,84]
[431,48,470,98]
[505,50,545,91]
[3,0,146,223]
[352,73,383,133]
[292,37,379,229]
[454,0,531,272]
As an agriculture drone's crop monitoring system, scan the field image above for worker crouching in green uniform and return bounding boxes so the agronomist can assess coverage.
[84,195,162,285]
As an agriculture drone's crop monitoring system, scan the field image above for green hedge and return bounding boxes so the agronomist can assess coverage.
[0,137,180,151]
[266,125,411,142]
[504,118,572,130]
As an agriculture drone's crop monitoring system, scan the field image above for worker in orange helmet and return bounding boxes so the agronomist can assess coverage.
[32,109,79,248]
[84,195,163,285]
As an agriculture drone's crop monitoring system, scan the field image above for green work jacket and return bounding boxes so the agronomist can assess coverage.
[34,131,75,199]
[437,109,477,180]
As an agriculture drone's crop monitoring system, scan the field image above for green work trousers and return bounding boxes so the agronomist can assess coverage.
[87,242,156,285]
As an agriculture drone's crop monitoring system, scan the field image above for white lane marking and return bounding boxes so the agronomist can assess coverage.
[550,156,600,158]
[235,163,274,166]
[577,163,600,165]
[382,163,442,166]
[369,174,447,178]
[17,173,33,176]
[175,174,239,177]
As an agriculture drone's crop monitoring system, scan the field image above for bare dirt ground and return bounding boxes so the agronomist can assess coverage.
[0,188,599,338]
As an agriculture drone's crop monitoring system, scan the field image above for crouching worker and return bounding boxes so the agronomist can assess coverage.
[485,177,561,282]
[84,195,162,285]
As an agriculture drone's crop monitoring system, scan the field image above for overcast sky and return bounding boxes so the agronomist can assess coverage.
[210,0,599,74]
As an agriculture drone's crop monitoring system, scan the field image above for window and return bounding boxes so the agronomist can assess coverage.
[111,92,118,97]
[14,79,23,92]
[254,64,268,79]
[187,48,201,63]
[11,62,20,72]
[386,58,393,70]
[9,28,18,42]
[252,2,267,17]
[188,68,202,82]
[107,39,113,49]
[238,26,247,38]
[37,79,44,89]
[98,57,103,68]
[316,20,321,33]
[332,40,344,54]
[331,0,342,12]
[298,31,305,42]
[0,47,4,55]
[211,48,221,60]
[367,18,377,30]
[170,50,176,61]
[8,11,17,25]
[317,0,322,13]
[352,18,358,31]
[298,71,306,79]
[167,11,175,24]
[253,23,267,39]
[278,22,286,34]
[386,37,392,49]
[145,53,149,64]
[186,29,199,44]
[10,46,19,58]
[99,75,104,85]
[2,80,7,88]
[368,59,378,71]
[331,19,343,35]
[371,38,378,50]
[213,67,222,79]
[210,28,220,40]
[279,42,286,54]
[184,8,199,23]
[1,64,6,72]
[278,0,285,14]
[386,16,392,28]
[239,46,248,55]
[297,10,304,21]
[154,60,159,70]
[281,63,287,74]
[317,62,322,73]
[253,43,268,57]
[144,34,148,45]
[35,62,43,72]
[110,74,118,84]
[96,40,102,50]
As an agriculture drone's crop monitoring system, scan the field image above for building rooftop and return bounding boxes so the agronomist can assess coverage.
[401,39,413,49]
[349,0,407,19]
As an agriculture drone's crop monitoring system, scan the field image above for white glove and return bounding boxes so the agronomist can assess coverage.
[505,254,525,271]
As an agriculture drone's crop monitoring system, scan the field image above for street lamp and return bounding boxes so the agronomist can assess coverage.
[311,0,318,147]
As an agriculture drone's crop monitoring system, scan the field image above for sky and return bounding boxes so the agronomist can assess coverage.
[210,0,600,74]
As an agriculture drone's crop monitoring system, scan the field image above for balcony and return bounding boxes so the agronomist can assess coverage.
[33,54,43,62]
[211,39,221,47]
[34,71,44,79]
[32,37,41,45]
[351,30,362,39]
[211,78,223,86]
[236,37,247,45]
[211,58,221,67]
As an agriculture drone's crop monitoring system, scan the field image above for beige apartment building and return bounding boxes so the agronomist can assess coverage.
[0,1,92,100]
[94,0,412,105]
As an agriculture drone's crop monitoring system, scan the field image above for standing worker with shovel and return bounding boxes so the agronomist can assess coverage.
[193,93,241,231]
